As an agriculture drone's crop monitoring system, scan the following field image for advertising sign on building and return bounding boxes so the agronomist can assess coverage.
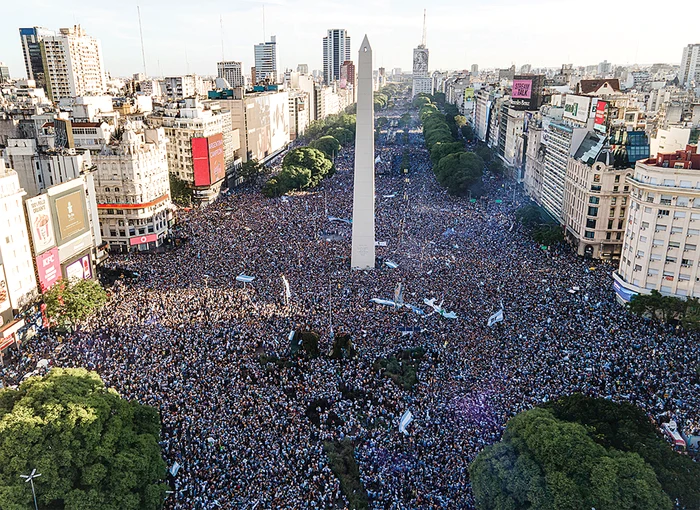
[563,95,591,123]
[129,233,158,246]
[52,188,89,243]
[464,88,475,102]
[0,264,10,314]
[512,79,533,99]
[25,195,56,255]
[208,133,225,184]
[64,254,92,281]
[36,247,61,291]
[192,137,211,186]
[594,100,608,133]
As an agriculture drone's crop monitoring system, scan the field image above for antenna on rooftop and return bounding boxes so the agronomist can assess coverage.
[220,14,225,61]
[421,9,427,48]
[137,6,148,77]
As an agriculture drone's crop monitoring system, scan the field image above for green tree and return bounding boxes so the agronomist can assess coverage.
[412,95,431,109]
[430,142,465,166]
[474,146,494,166]
[376,117,389,130]
[309,135,341,159]
[461,124,475,140]
[238,159,264,182]
[431,91,446,107]
[454,115,467,128]
[43,278,107,329]
[0,368,167,510]
[471,406,673,510]
[434,152,484,196]
[324,440,369,509]
[168,173,192,207]
[283,147,335,186]
[489,158,505,176]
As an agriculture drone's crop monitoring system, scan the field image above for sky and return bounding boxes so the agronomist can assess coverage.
[0,0,695,80]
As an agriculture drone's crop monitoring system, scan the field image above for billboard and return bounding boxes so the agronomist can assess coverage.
[464,87,475,102]
[512,79,533,99]
[192,137,210,186]
[36,247,61,291]
[51,188,89,244]
[129,233,158,246]
[208,133,225,184]
[563,95,591,123]
[64,254,92,281]
[594,100,608,133]
[25,195,56,255]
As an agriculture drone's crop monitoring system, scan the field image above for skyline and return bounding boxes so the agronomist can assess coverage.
[0,0,696,80]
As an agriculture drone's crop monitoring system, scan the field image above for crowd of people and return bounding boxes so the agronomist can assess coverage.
[3,100,700,509]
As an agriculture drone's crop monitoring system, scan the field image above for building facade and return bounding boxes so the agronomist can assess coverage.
[19,26,55,89]
[40,25,106,102]
[217,61,244,89]
[614,145,700,302]
[254,36,277,84]
[92,123,172,252]
[323,29,351,85]
[412,46,431,97]
[679,44,700,89]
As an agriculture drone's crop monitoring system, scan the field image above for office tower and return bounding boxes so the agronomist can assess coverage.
[297,64,309,74]
[323,29,351,85]
[217,61,244,88]
[254,36,277,83]
[40,25,106,102]
[19,26,55,88]
[679,44,700,88]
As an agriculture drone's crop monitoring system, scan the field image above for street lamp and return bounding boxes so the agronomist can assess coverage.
[20,469,41,510]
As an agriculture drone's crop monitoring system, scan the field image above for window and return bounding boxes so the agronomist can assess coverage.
[685,244,696,251]
[663,271,675,280]
[606,232,612,240]
[680,180,692,188]
[586,219,597,229]
[636,250,645,257]
[588,206,599,216]
[614,175,620,183]
[682,259,693,267]
[677,197,689,207]
[648,268,659,276]
[634,264,642,272]
[616,232,622,240]
[663,179,676,187]
[589,196,600,204]
[593,174,601,183]
[672,226,684,234]
[622,197,627,205]
[611,197,617,205]
[620,208,626,217]
[585,231,595,239]
[650,254,662,261]
[674,211,687,219]
[591,185,602,192]
[641,221,649,229]
[618,220,624,229]
[669,242,681,249]
[608,219,614,229]
[645,207,652,213]
[656,224,667,232]
[665,257,676,264]
[609,208,616,217]
[647,193,655,203]
[692,213,700,220]
[660,195,672,205]
[688,229,700,236]
[613,186,619,193]
[640,236,647,243]
[658,209,670,217]
[653,239,664,246]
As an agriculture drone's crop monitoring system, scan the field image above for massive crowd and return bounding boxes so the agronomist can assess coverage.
[2,103,700,509]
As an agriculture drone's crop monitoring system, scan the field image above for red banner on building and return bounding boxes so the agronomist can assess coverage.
[129,233,158,246]
[192,137,211,186]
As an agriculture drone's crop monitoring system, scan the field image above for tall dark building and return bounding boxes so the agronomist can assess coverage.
[19,27,55,88]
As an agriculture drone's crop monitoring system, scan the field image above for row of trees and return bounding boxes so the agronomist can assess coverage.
[263,114,357,197]
[628,289,700,330]
[470,394,700,510]
[515,203,565,246]
[416,96,483,196]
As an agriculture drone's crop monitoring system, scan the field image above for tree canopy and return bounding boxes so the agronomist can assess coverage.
[434,152,484,196]
[628,289,700,330]
[263,147,334,197]
[43,278,107,329]
[309,135,341,159]
[470,405,673,510]
[0,368,167,510]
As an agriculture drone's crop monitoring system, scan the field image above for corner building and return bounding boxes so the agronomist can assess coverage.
[614,145,700,302]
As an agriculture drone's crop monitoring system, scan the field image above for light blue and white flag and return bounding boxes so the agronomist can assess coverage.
[487,309,504,327]
[399,410,414,435]
[236,274,255,283]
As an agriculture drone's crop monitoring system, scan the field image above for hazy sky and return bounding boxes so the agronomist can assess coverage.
[0,0,694,79]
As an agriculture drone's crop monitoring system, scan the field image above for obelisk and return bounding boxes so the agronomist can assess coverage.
[351,35,375,269]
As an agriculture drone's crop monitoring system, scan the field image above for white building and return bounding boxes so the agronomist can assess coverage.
[679,44,700,89]
[217,61,244,89]
[0,158,38,317]
[254,36,278,84]
[412,46,431,97]
[289,91,310,141]
[323,29,351,85]
[92,122,172,252]
[40,25,106,102]
[614,145,700,303]
[164,75,203,99]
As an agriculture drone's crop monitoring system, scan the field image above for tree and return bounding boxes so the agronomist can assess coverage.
[324,440,369,509]
[471,405,673,510]
[412,95,431,109]
[376,117,389,130]
[434,152,484,196]
[489,158,505,176]
[43,278,107,329]
[461,124,475,140]
[0,368,167,510]
[238,159,264,182]
[282,147,335,187]
[399,113,412,128]
[431,91,446,107]
[309,135,341,159]
[430,142,465,166]
[168,174,192,207]
[454,115,467,128]
[474,146,494,166]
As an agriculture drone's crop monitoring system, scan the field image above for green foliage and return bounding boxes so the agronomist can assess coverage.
[515,204,563,247]
[543,394,700,508]
[376,117,389,130]
[412,95,431,109]
[461,124,475,140]
[263,147,334,197]
[399,112,412,128]
[324,440,369,510]
[430,142,465,166]
[474,146,495,166]
[326,127,354,145]
[299,331,320,359]
[238,159,265,182]
[489,158,505,176]
[168,173,192,207]
[454,115,467,128]
[515,204,547,228]
[434,152,484,196]
[0,368,167,510]
[373,347,425,390]
[532,225,564,246]
[309,135,341,159]
[470,405,673,510]
[304,114,356,144]
[373,93,388,110]
[431,91,446,106]
[330,333,357,360]
[628,289,700,330]
[43,278,107,328]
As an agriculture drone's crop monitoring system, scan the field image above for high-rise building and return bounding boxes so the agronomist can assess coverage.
[163,75,204,99]
[340,60,355,89]
[0,62,10,83]
[679,44,700,89]
[470,64,478,77]
[19,26,55,89]
[40,25,106,102]
[297,64,309,75]
[323,29,351,85]
[598,60,612,75]
[217,61,244,88]
[254,36,277,84]
[614,145,700,303]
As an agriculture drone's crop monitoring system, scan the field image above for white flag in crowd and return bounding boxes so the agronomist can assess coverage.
[487,309,504,327]
[281,275,291,299]
[399,410,414,435]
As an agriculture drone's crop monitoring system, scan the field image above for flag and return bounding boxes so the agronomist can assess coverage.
[399,410,414,435]
[385,260,398,269]
[394,283,404,307]
[236,274,255,283]
[281,275,291,299]
[169,461,181,477]
[487,309,504,327]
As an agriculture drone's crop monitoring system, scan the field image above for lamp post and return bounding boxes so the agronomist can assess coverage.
[20,469,41,510]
